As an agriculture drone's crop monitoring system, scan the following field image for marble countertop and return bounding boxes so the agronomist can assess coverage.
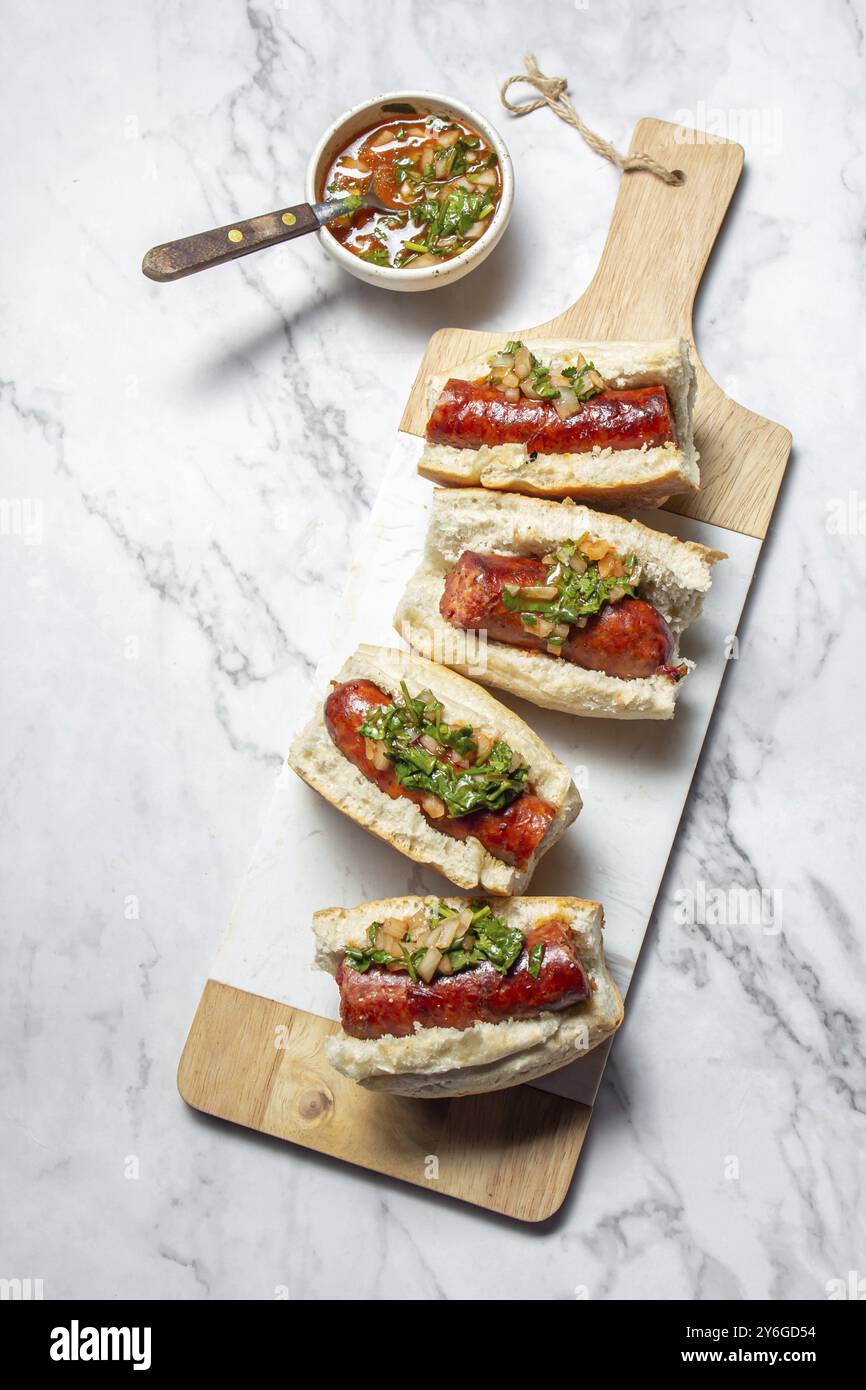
[3,0,864,1299]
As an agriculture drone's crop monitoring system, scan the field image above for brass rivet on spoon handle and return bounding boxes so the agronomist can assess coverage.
[141,196,370,282]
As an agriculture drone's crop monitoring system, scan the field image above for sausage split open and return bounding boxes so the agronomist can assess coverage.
[324,678,557,869]
[438,532,686,682]
[336,903,592,1040]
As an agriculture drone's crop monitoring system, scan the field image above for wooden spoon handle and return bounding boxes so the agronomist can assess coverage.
[142,202,320,282]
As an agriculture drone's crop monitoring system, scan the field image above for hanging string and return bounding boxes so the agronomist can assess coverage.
[500,53,684,186]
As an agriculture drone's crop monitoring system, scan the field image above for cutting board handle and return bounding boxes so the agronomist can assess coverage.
[538,118,744,345]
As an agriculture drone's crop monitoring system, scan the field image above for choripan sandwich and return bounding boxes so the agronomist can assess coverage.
[395,489,725,720]
[288,645,580,893]
[313,894,623,1097]
[419,337,698,507]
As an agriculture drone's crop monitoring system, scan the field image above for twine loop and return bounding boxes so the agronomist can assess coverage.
[500,54,684,186]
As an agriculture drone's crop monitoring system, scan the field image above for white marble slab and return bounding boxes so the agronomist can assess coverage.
[4,0,865,1302]
[211,431,760,1105]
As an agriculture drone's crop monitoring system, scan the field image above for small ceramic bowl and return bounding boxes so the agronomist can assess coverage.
[305,90,514,293]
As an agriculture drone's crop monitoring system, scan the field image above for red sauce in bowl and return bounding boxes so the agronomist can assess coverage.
[320,113,502,270]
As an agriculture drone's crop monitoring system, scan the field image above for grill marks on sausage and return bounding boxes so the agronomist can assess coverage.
[440,551,677,679]
[337,917,592,1039]
[323,679,557,869]
[426,378,678,455]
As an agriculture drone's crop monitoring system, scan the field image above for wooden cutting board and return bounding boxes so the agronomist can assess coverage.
[178,119,791,1222]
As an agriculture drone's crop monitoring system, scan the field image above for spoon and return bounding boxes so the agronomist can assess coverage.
[141,190,394,282]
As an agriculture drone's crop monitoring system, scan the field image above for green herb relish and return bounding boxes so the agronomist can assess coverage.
[502,539,639,629]
[321,114,502,269]
[487,342,605,405]
[344,901,528,979]
[358,682,529,818]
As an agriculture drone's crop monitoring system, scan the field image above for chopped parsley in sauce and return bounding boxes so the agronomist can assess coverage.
[321,113,502,269]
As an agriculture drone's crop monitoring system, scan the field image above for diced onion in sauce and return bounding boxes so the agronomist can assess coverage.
[421,794,446,819]
[404,910,428,941]
[598,551,626,579]
[474,729,496,760]
[364,737,390,772]
[512,346,532,380]
[520,584,558,600]
[322,113,501,270]
[417,946,442,983]
[519,378,544,401]
[554,388,583,420]
[433,916,463,950]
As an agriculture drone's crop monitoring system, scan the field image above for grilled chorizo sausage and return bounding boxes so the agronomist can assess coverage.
[323,679,556,869]
[440,551,676,679]
[426,378,677,454]
[337,918,591,1039]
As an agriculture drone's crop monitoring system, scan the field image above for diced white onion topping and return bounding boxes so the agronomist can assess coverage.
[512,345,532,381]
[554,388,582,420]
[417,947,443,983]
[520,584,558,600]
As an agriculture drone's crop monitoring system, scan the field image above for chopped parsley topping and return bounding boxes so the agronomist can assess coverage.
[359,242,389,265]
[561,361,605,402]
[344,901,526,979]
[502,539,639,626]
[528,942,546,980]
[487,344,605,406]
[529,362,560,400]
[358,682,529,817]
[324,115,500,269]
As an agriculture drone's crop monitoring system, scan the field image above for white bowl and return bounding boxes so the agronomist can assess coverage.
[305,90,514,293]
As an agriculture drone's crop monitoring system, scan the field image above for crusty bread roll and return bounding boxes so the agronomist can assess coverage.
[394,490,725,720]
[314,895,623,1098]
[288,645,581,893]
[419,338,698,507]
